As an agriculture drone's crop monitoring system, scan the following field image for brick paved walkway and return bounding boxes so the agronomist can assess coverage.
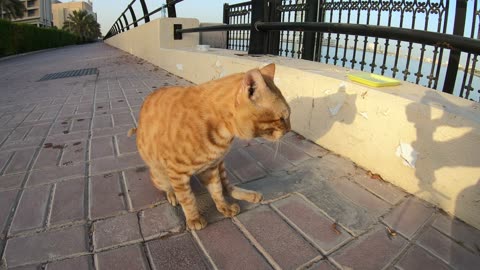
[0,43,479,270]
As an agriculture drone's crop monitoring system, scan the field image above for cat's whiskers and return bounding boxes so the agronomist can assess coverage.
[273,140,280,160]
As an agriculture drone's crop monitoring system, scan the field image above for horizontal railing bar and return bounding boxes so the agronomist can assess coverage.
[255,22,480,54]
[177,24,250,33]
[228,1,252,8]
[177,22,480,55]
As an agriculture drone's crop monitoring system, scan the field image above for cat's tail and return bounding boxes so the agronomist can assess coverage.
[127,128,137,137]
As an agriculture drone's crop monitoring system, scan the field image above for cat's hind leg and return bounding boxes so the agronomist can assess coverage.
[219,161,263,203]
[198,166,240,217]
[150,166,177,206]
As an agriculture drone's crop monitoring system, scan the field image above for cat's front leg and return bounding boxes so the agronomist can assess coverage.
[198,167,240,217]
[169,173,207,230]
[218,161,263,203]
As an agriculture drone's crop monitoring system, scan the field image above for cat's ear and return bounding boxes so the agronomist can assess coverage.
[241,70,261,103]
[260,63,275,81]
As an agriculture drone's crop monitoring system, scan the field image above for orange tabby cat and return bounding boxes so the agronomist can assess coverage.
[129,63,290,230]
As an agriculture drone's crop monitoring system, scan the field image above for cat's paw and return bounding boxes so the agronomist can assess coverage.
[187,216,207,231]
[218,203,240,217]
[166,191,178,206]
[245,191,263,203]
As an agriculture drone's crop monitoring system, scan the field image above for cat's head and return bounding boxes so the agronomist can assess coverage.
[235,63,291,141]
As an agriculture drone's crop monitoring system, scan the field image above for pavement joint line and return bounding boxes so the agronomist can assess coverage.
[191,230,219,270]
[297,255,324,270]
[44,184,57,228]
[231,216,282,270]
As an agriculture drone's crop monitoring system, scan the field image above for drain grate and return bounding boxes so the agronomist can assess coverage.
[38,68,98,81]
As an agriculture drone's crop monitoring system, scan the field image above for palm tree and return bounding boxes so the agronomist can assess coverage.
[63,10,101,42]
[0,0,26,20]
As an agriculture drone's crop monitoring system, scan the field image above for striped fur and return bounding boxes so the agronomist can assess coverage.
[134,64,290,230]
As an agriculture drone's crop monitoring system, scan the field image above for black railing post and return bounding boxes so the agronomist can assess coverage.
[223,3,230,49]
[129,6,138,27]
[166,0,177,18]
[302,0,318,60]
[118,19,125,32]
[122,14,130,30]
[443,0,467,94]
[139,0,150,23]
[249,0,268,54]
[267,0,281,55]
[116,21,122,33]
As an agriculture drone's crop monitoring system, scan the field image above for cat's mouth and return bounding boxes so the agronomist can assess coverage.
[259,128,288,141]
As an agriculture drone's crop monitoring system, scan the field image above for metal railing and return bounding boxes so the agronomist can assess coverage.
[103,0,184,39]
[105,0,480,101]
[218,0,480,101]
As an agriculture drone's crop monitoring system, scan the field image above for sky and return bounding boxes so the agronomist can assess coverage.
[88,0,478,37]
[91,0,246,36]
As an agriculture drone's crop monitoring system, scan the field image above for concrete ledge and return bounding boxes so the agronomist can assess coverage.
[105,18,480,230]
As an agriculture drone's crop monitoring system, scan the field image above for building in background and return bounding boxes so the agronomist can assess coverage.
[12,0,53,27]
[52,0,96,29]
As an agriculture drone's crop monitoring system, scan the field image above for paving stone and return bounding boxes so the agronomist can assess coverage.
[90,136,114,160]
[7,126,31,141]
[93,213,142,250]
[25,124,50,139]
[90,173,127,219]
[50,178,85,225]
[329,177,390,213]
[432,213,480,254]
[0,173,25,190]
[4,225,87,267]
[90,153,144,175]
[45,130,89,145]
[139,203,183,240]
[0,137,43,152]
[60,141,86,165]
[33,146,61,169]
[47,255,92,270]
[123,167,165,210]
[330,226,408,270]
[71,118,91,132]
[27,163,85,186]
[93,114,113,128]
[263,141,312,165]
[147,233,210,270]
[224,149,266,182]
[272,195,352,254]
[112,112,133,127]
[417,227,480,269]
[0,151,12,170]
[240,162,385,234]
[10,185,50,233]
[116,133,137,155]
[0,189,18,232]
[76,104,92,114]
[314,154,356,180]
[5,148,36,174]
[96,245,149,270]
[383,197,435,239]
[92,125,131,138]
[237,205,319,269]
[351,167,407,205]
[196,219,272,270]
[243,143,293,172]
[282,133,329,157]
[396,245,450,270]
